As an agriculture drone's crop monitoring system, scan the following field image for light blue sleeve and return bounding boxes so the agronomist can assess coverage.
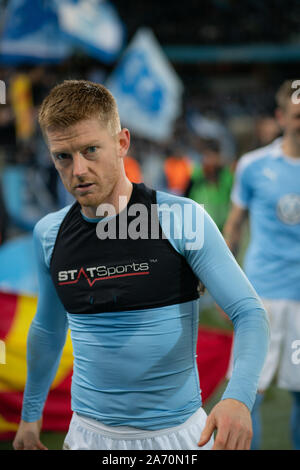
[157,191,270,411]
[231,156,254,209]
[21,209,71,422]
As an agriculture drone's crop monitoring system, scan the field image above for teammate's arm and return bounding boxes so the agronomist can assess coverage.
[222,203,248,256]
[223,150,253,257]
[13,222,69,450]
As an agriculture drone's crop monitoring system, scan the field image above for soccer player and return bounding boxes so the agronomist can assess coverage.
[184,138,233,233]
[13,80,269,450]
[223,79,300,450]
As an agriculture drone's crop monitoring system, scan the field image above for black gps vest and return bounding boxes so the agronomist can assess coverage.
[50,183,199,314]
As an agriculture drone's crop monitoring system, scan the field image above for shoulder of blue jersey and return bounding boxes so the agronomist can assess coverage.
[156,189,205,212]
[236,138,282,176]
[34,204,73,238]
[33,205,73,267]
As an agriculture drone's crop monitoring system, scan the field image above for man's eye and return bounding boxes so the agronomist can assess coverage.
[86,146,97,154]
[54,153,70,161]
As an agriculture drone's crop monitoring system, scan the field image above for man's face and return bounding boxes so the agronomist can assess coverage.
[277,100,300,145]
[46,117,130,210]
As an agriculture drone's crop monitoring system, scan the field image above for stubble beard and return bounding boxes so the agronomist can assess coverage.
[77,172,120,214]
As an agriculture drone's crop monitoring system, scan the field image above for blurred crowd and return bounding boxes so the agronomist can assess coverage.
[0,62,282,244]
[113,0,300,45]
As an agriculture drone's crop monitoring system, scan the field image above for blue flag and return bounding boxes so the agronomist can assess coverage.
[0,0,71,64]
[56,0,125,64]
[106,28,184,142]
[0,235,37,296]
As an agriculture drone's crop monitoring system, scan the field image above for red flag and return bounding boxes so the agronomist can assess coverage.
[0,292,73,440]
[197,326,233,403]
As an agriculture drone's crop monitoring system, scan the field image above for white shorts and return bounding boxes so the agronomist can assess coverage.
[257,299,300,391]
[63,408,213,450]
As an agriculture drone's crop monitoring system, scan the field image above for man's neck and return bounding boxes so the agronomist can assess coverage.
[282,136,300,159]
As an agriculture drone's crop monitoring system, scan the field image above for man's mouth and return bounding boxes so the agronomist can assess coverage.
[75,183,95,192]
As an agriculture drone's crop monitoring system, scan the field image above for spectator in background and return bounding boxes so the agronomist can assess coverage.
[130,137,165,190]
[184,139,233,232]
[163,147,193,195]
[0,100,16,162]
[183,138,234,311]
[223,80,300,450]
[123,155,143,183]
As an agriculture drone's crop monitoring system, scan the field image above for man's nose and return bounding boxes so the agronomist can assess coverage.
[72,152,88,177]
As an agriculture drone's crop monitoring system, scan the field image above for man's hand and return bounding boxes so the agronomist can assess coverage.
[198,399,253,450]
[13,418,48,450]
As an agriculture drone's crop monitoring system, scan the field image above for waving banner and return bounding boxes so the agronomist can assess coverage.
[0,0,124,65]
[0,0,71,64]
[106,28,184,142]
[56,0,125,63]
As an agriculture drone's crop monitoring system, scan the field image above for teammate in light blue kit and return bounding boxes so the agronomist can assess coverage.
[224,80,300,449]
[13,80,269,451]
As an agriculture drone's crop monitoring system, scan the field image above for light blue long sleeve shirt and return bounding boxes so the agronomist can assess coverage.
[21,190,269,429]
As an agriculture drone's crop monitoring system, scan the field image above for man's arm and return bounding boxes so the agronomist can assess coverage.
[184,205,269,450]
[223,203,248,257]
[157,192,269,450]
[13,221,68,450]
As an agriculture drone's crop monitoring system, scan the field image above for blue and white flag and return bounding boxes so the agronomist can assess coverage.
[106,28,184,142]
[56,0,125,64]
[0,0,71,64]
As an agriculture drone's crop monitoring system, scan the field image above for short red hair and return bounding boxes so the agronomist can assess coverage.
[38,79,121,136]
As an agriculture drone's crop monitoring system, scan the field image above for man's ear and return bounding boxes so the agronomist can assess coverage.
[118,128,131,157]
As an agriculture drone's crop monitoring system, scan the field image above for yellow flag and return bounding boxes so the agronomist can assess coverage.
[10,74,35,141]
